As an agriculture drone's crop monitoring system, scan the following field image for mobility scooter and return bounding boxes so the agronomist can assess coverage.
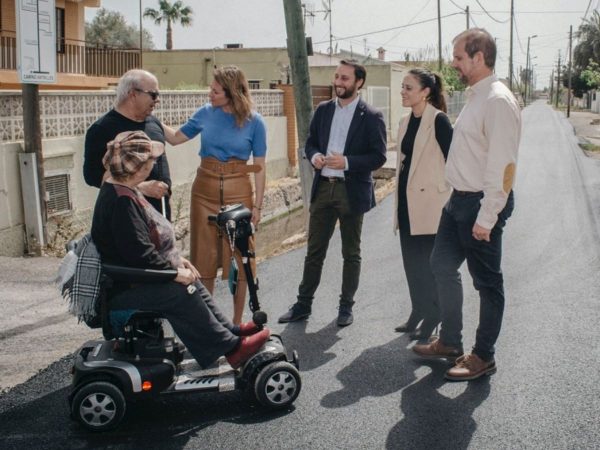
[67,204,301,431]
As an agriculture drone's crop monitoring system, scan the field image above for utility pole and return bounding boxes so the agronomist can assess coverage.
[555,52,561,108]
[139,0,143,67]
[466,5,470,29]
[549,69,554,104]
[567,25,573,118]
[22,84,48,255]
[530,65,535,102]
[437,0,442,70]
[283,0,314,219]
[524,34,537,107]
[524,37,530,107]
[328,0,333,58]
[509,0,514,91]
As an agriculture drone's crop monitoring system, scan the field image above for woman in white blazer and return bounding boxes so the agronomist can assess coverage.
[393,68,453,340]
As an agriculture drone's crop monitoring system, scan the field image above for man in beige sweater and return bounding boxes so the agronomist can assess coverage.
[413,28,521,381]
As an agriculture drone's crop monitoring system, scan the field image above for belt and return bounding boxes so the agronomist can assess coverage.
[200,158,261,174]
[453,189,482,196]
[320,176,345,183]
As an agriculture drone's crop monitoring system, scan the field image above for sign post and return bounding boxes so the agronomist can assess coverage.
[16,0,57,254]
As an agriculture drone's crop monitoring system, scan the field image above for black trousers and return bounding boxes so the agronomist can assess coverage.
[430,191,514,361]
[110,281,239,367]
[297,179,364,308]
[399,228,440,330]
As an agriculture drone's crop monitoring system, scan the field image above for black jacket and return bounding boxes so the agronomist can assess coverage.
[305,98,387,214]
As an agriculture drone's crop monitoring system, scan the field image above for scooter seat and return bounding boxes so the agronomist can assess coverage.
[109,309,163,338]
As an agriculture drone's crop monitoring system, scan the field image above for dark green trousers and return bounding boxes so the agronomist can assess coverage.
[297,178,364,308]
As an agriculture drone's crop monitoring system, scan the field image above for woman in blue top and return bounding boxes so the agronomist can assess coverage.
[163,66,267,324]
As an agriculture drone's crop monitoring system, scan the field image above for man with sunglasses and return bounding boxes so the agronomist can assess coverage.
[84,69,172,219]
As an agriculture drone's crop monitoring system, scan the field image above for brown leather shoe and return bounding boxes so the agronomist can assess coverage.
[445,353,496,381]
[412,337,463,361]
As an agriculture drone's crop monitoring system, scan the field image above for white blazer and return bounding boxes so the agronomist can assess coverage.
[393,103,451,235]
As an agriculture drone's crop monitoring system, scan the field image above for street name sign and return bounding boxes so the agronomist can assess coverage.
[16,0,57,84]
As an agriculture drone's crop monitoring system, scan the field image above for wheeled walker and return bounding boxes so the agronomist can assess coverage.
[68,204,300,431]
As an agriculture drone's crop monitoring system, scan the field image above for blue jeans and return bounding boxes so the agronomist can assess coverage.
[430,191,514,361]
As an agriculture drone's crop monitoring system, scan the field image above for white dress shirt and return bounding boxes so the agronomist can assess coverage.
[446,75,521,229]
[313,96,359,177]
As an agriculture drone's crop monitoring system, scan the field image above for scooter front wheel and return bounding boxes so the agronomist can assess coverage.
[71,381,126,431]
[254,361,301,409]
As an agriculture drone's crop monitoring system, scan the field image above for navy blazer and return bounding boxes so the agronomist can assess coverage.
[305,98,387,215]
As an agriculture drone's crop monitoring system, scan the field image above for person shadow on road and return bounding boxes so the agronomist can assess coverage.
[279,319,342,371]
[386,360,491,450]
[320,336,417,408]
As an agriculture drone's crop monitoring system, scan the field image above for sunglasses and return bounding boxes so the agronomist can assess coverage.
[134,88,160,101]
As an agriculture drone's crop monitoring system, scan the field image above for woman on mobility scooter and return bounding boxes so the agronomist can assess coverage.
[91,130,270,369]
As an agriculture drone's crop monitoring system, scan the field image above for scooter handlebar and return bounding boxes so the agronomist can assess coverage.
[252,310,268,327]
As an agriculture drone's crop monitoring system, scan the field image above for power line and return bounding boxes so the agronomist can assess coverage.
[381,0,432,47]
[474,0,510,23]
[582,0,593,21]
[512,14,525,55]
[470,10,587,14]
[313,12,463,44]
[448,0,465,12]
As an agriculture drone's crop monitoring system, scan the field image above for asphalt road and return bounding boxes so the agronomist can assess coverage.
[1,102,600,449]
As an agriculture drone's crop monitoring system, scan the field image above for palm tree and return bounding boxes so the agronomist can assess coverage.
[574,10,600,70]
[143,0,193,50]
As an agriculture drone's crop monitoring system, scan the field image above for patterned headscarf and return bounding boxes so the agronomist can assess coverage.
[102,130,164,179]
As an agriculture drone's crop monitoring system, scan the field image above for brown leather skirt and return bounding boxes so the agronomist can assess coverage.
[190,157,258,281]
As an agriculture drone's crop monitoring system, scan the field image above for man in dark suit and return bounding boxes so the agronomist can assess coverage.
[279,59,387,327]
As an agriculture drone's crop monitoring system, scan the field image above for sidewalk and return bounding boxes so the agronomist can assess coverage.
[0,255,97,392]
[564,109,600,158]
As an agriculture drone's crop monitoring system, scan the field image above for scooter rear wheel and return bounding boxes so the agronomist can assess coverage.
[254,361,301,409]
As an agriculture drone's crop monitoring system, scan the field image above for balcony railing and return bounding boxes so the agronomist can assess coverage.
[0,35,140,78]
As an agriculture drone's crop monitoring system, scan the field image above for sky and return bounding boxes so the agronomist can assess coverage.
[85,0,600,89]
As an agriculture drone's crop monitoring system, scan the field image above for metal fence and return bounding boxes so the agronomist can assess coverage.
[446,91,467,120]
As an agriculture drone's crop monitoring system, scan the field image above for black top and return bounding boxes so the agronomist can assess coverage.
[84,109,172,219]
[91,183,174,271]
[398,112,453,232]
[400,112,452,164]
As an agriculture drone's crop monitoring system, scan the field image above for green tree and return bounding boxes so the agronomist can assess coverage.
[85,8,154,49]
[439,64,466,93]
[143,0,193,50]
[574,10,600,70]
[581,59,600,89]
[569,10,600,97]
[564,68,593,98]
[423,62,465,93]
